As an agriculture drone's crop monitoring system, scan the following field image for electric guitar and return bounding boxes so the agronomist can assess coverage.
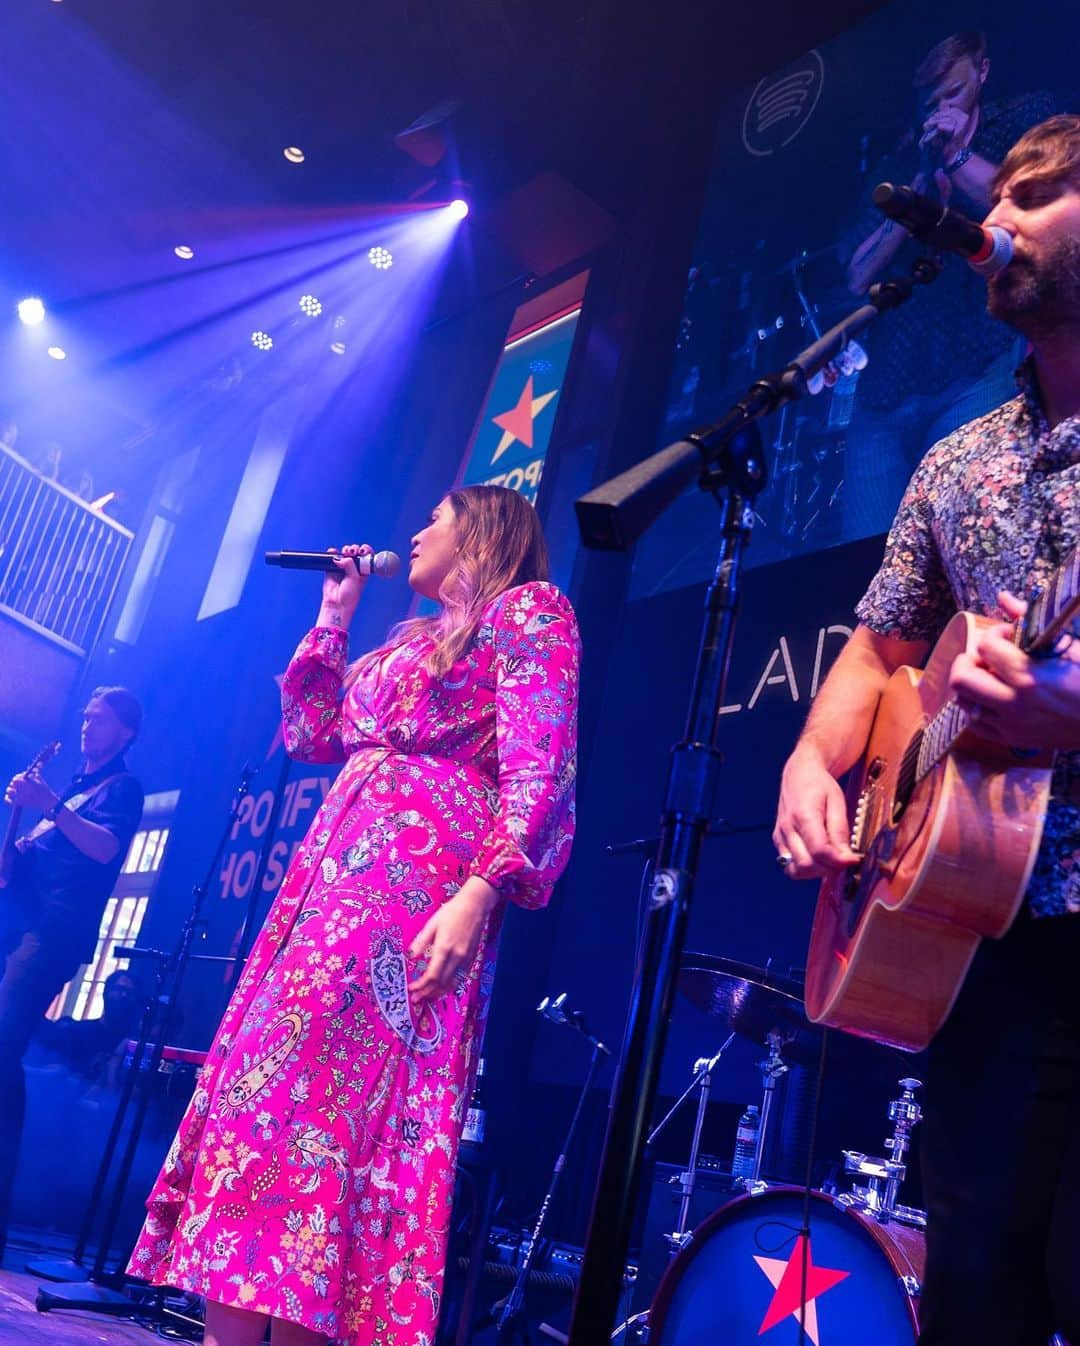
[0,740,62,889]
[805,547,1080,1052]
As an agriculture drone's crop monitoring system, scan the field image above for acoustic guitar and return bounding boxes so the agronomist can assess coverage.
[805,549,1080,1052]
[0,740,62,889]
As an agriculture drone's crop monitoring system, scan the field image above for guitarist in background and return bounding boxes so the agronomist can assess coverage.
[0,687,143,1257]
[774,115,1080,1346]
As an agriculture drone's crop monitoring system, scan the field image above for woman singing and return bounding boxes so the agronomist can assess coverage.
[129,485,580,1346]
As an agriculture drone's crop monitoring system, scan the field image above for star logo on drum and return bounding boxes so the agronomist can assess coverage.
[753,1233,849,1344]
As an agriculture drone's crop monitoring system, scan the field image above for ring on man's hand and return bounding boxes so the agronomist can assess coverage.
[776,851,794,868]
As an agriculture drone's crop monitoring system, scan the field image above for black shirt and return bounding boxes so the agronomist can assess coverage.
[14,754,144,960]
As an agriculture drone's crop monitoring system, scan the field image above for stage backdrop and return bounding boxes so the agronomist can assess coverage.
[530,0,1080,1115]
[632,0,1078,599]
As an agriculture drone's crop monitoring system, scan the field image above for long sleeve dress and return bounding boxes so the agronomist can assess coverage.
[128,580,580,1346]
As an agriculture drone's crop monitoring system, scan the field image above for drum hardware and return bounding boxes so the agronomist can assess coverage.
[646,1033,736,1255]
[677,953,818,1065]
[835,1077,926,1230]
[742,1029,789,1192]
[646,1187,925,1343]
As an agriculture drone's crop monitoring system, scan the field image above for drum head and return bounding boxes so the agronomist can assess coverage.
[649,1187,920,1344]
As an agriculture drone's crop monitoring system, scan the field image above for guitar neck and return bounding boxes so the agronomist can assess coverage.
[0,806,24,885]
[1022,543,1080,654]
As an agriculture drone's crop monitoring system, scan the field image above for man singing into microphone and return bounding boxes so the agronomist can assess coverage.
[775,115,1080,1344]
[841,31,1058,456]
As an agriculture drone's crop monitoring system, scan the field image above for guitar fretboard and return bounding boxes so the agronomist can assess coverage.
[1025,543,1080,653]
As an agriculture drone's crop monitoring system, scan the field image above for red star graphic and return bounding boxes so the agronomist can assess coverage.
[490,376,559,461]
[754,1234,849,1342]
[493,375,539,448]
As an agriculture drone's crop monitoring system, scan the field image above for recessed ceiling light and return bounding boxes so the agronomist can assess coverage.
[174,245,195,260]
[330,342,346,355]
[283,146,305,164]
[47,346,67,360]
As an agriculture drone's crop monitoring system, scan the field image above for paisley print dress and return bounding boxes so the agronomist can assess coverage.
[128,581,580,1345]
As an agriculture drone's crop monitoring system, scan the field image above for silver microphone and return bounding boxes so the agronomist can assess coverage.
[264,549,402,577]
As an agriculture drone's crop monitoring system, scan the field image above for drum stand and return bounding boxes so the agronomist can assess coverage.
[29,764,257,1329]
[837,1076,926,1229]
[743,1029,789,1192]
[646,1033,735,1253]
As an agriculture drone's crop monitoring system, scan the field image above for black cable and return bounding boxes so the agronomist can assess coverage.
[798,1027,829,1346]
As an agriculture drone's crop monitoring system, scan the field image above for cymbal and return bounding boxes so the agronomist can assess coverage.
[678,952,821,1065]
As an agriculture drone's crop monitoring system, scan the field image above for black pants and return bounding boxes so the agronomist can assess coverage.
[0,929,82,1255]
[917,912,1080,1346]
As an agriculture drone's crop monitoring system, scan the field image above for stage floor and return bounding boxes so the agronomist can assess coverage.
[0,1268,157,1344]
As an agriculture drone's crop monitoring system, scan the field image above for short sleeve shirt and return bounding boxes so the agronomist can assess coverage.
[24,754,144,957]
[855,365,1080,915]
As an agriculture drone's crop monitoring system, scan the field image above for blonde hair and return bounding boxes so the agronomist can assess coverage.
[346,485,551,684]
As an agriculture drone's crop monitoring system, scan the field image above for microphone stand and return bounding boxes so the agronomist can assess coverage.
[33,764,258,1322]
[567,256,944,1345]
[493,997,611,1346]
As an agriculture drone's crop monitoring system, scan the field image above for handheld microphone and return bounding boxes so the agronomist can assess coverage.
[872,181,1013,276]
[264,549,402,578]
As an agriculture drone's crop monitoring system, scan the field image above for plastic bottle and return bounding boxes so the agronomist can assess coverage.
[462,1057,486,1148]
[731,1104,761,1182]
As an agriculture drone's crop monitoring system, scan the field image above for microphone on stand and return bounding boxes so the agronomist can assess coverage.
[264,549,402,577]
[872,181,1013,276]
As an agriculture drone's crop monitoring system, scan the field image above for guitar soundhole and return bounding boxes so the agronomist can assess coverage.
[891,730,924,825]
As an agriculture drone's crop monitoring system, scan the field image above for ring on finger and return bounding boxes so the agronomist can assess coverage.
[776,850,794,868]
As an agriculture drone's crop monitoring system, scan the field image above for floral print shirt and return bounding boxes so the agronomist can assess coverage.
[856,363,1080,916]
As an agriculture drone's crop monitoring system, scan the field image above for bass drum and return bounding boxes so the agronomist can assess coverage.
[649,1187,924,1344]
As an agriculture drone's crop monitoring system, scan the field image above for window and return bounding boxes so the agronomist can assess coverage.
[47,791,179,1021]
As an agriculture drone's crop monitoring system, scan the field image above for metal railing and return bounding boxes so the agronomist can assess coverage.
[0,444,134,654]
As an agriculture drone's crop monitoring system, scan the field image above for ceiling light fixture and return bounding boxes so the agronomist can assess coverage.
[17,297,46,326]
[368,246,393,270]
[283,146,305,164]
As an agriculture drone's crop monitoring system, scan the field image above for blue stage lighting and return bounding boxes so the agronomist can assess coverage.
[17,297,46,326]
[299,294,323,317]
[448,199,469,221]
[47,345,67,360]
[251,331,273,351]
[368,246,393,270]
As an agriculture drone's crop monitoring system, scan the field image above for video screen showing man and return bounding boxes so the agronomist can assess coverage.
[843,31,1058,453]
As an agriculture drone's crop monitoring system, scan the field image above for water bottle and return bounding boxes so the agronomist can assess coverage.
[731,1104,760,1182]
[462,1056,486,1148]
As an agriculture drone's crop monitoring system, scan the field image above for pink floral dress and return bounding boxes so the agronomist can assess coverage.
[128,581,580,1345]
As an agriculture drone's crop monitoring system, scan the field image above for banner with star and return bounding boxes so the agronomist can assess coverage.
[461,307,581,505]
